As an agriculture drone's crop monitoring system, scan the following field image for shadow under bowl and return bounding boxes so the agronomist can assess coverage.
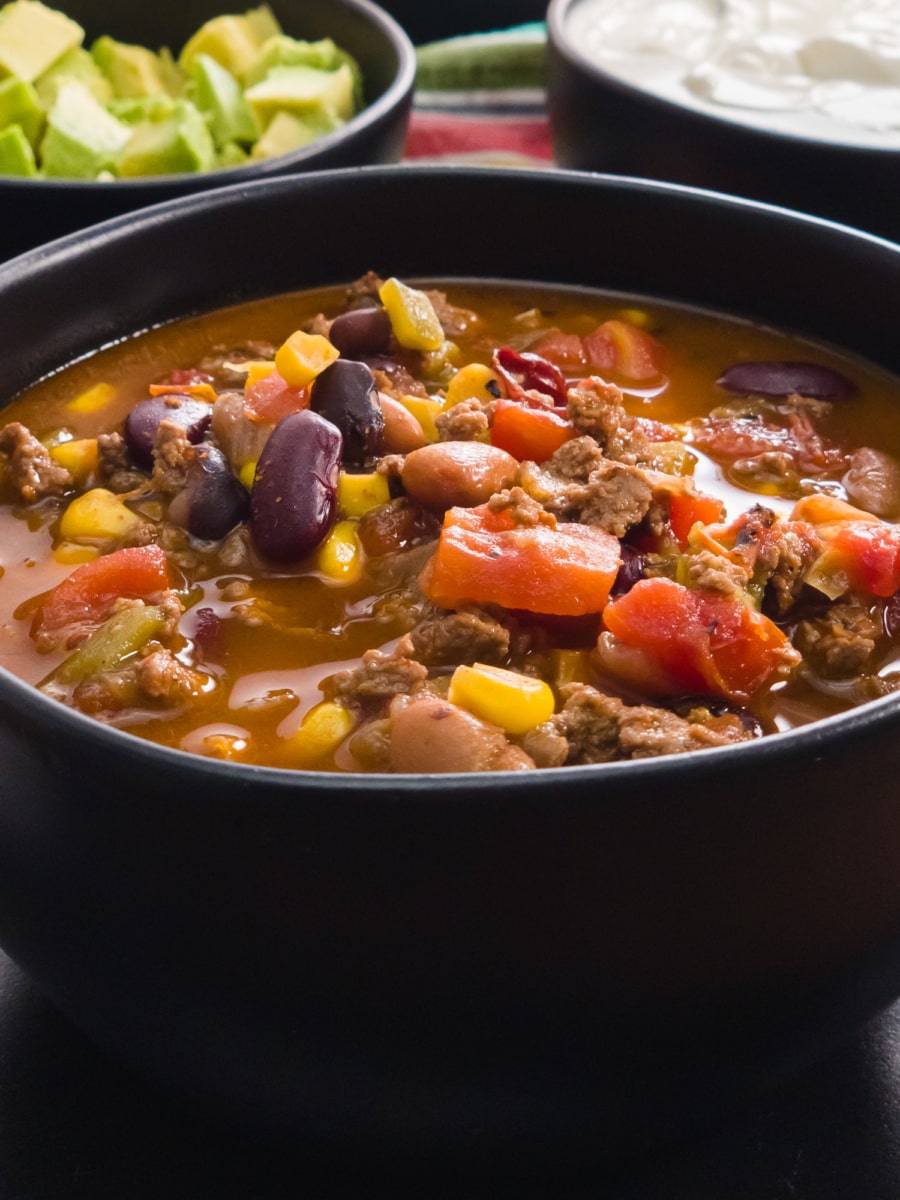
[2,165,900,1165]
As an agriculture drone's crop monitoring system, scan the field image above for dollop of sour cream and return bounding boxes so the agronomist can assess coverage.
[565,0,900,148]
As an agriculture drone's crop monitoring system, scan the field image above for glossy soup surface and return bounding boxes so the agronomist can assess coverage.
[2,275,900,773]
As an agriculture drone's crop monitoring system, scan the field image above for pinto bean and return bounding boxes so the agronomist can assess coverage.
[387,693,536,773]
[378,392,427,453]
[843,446,900,518]
[401,441,517,510]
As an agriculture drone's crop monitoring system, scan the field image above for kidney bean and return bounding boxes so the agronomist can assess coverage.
[717,361,853,400]
[884,593,900,639]
[669,694,764,737]
[401,441,518,510]
[309,359,384,466]
[378,392,427,453]
[328,306,392,358]
[124,394,213,470]
[492,346,568,407]
[168,444,249,541]
[610,543,646,597]
[249,409,342,563]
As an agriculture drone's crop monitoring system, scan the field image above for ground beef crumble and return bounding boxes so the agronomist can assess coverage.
[0,422,72,502]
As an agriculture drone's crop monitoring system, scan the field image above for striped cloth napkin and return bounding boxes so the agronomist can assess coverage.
[402,23,554,167]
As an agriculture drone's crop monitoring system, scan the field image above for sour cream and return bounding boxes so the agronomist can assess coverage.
[565,0,900,148]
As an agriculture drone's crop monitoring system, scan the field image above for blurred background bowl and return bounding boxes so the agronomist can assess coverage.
[0,0,415,261]
[4,165,900,1166]
[546,0,900,242]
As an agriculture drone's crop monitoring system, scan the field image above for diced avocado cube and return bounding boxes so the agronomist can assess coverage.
[242,36,362,106]
[92,35,174,99]
[0,74,43,146]
[180,8,281,81]
[0,121,36,174]
[108,93,177,125]
[0,0,83,83]
[249,108,319,160]
[116,98,215,176]
[190,53,258,147]
[40,79,129,178]
[216,138,248,168]
[35,46,113,108]
[244,63,355,129]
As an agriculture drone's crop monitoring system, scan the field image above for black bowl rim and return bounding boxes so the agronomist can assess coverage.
[0,0,417,193]
[547,0,900,160]
[3,161,900,791]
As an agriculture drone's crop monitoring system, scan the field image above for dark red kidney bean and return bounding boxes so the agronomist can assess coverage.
[123,394,213,470]
[610,544,645,597]
[492,346,568,407]
[168,444,249,540]
[328,306,392,358]
[716,361,853,400]
[669,694,765,737]
[884,594,900,639]
[309,358,384,466]
[249,409,342,563]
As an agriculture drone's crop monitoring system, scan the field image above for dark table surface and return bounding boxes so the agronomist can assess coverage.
[3,943,900,1199]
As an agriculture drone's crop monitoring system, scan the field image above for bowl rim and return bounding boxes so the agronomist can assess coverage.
[0,0,417,192]
[547,0,900,160]
[4,161,900,790]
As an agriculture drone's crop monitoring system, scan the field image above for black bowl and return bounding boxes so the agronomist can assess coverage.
[3,166,900,1166]
[546,0,900,243]
[0,0,415,262]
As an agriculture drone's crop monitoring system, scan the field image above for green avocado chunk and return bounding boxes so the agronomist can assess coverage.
[190,52,258,147]
[35,45,113,108]
[244,63,354,129]
[92,35,178,99]
[116,98,215,176]
[0,120,36,173]
[0,73,42,145]
[179,5,281,80]
[40,79,129,177]
[0,0,83,83]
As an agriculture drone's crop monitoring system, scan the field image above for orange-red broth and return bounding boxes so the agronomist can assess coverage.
[1,280,899,770]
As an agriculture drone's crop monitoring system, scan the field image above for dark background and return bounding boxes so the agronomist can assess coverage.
[379,0,550,43]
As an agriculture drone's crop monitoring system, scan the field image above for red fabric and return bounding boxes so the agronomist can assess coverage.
[403,110,554,161]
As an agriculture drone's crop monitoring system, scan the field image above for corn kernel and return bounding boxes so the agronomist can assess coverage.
[379,277,444,351]
[551,649,591,688]
[284,701,356,766]
[53,541,100,565]
[49,437,99,483]
[66,382,115,414]
[443,362,501,409]
[275,330,340,388]
[314,520,363,584]
[397,394,443,444]
[337,471,391,518]
[448,662,555,736]
[239,460,257,490]
[616,308,652,328]
[59,488,143,542]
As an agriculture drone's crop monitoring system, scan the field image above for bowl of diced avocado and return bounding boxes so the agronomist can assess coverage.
[0,0,416,258]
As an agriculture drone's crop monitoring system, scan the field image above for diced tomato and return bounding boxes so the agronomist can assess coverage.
[419,504,622,617]
[631,415,681,442]
[667,490,727,549]
[33,545,173,635]
[828,522,900,597]
[602,576,795,700]
[490,398,574,462]
[583,320,664,382]
[529,330,587,369]
[243,369,308,424]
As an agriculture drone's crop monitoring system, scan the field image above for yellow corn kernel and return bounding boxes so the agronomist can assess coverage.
[59,488,143,541]
[337,470,391,518]
[244,361,276,391]
[397,394,443,444]
[615,307,652,328]
[239,460,257,490]
[66,382,115,414]
[53,541,100,565]
[443,362,501,409]
[551,649,591,688]
[275,330,340,388]
[314,519,363,584]
[379,277,444,351]
[448,663,555,736]
[49,437,99,483]
[284,701,356,766]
